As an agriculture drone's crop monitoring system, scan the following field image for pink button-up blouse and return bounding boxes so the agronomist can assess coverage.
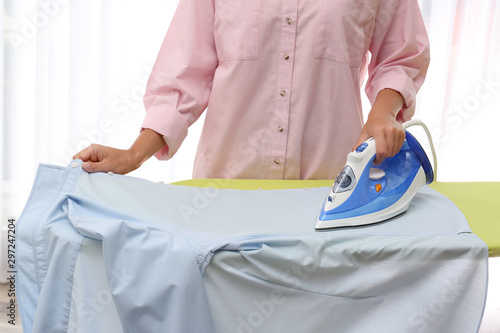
[141,0,430,179]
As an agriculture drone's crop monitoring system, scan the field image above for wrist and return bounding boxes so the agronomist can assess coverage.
[127,128,166,170]
[371,88,405,118]
[127,147,147,169]
[367,105,398,123]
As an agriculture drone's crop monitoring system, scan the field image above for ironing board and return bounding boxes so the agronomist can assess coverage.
[172,179,500,257]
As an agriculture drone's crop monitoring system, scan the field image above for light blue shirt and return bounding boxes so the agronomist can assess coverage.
[16,160,488,332]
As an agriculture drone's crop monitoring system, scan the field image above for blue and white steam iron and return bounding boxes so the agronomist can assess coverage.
[316,120,437,230]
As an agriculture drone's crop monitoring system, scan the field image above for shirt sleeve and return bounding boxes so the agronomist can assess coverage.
[365,0,430,122]
[141,0,218,160]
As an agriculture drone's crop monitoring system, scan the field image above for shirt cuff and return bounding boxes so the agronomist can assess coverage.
[140,105,189,160]
[368,74,417,122]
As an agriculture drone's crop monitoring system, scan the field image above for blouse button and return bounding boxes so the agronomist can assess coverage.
[278,125,284,132]
[284,53,290,60]
[280,90,286,97]
[286,18,292,25]
[274,159,281,165]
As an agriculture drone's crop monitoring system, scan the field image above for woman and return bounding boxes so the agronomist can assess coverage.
[74,0,430,180]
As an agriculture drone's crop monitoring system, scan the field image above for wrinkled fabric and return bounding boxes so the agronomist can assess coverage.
[141,0,430,179]
[17,160,487,333]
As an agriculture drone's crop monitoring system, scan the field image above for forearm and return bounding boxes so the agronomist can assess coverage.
[129,129,167,167]
[369,88,405,120]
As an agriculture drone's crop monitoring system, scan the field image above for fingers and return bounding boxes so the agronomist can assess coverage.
[80,160,107,173]
[397,129,406,154]
[72,144,110,173]
[72,147,91,162]
[355,119,405,165]
[373,125,405,164]
[373,132,388,165]
[73,144,101,162]
[72,144,137,174]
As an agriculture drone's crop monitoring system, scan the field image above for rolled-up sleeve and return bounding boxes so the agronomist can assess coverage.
[365,0,430,121]
[141,0,218,160]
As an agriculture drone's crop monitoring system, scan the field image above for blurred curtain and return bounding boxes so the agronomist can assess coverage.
[415,0,500,181]
[2,0,187,221]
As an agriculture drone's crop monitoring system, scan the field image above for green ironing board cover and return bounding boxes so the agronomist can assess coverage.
[171,179,499,257]
[429,182,499,257]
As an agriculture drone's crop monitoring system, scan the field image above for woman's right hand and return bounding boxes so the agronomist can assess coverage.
[72,144,142,174]
[73,128,167,174]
